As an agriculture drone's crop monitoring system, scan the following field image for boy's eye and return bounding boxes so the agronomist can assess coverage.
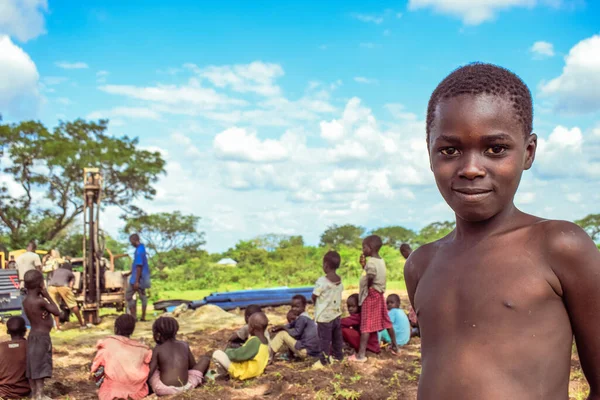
[485,145,507,155]
[440,147,458,156]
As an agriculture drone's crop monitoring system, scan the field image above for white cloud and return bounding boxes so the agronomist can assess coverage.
[0,35,40,117]
[351,13,384,24]
[186,61,283,97]
[213,127,290,163]
[43,76,68,86]
[99,81,246,111]
[530,41,555,58]
[320,119,344,141]
[0,0,47,42]
[516,192,536,205]
[408,0,536,25]
[55,61,89,69]
[567,193,582,203]
[96,70,109,83]
[385,103,418,120]
[56,97,72,105]
[539,34,600,113]
[354,76,379,84]
[86,107,162,120]
[533,125,600,179]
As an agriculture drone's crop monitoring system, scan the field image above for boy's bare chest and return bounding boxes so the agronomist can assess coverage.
[414,244,562,330]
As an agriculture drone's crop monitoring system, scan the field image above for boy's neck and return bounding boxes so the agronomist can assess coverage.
[367,252,381,259]
[10,335,25,341]
[26,288,42,296]
[454,203,521,240]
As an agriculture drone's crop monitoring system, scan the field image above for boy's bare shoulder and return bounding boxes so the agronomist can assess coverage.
[535,219,599,275]
[405,234,454,283]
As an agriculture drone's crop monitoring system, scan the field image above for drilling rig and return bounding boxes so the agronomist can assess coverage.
[76,168,128,324]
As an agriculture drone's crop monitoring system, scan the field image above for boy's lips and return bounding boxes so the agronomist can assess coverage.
[452,187,493,202]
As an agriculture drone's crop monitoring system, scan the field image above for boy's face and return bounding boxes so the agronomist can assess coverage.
[347,299,359,315]
[287,313,298,324]
[387,298,400,311]
[291,299,305,314]
[362,243,370,256]
[429,94,536,222]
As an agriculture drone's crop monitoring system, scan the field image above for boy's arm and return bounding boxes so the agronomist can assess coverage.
[187,344,196,370]
[365,260,377,288]
[228,332,243,343]
[40,288,61,316]
[285,316,306,338]
[148,347,159,379]
[547,221,600,400]
[225,337,261,362]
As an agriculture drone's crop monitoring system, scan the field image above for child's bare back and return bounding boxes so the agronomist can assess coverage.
[152,340,195,387]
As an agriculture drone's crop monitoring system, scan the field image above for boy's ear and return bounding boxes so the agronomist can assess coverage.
[523,133,537,170]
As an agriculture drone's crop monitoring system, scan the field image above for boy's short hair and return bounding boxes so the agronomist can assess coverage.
[323,251,341,270]
[363,235,383,252]
[6,316,26,336]
[114,314,136,337]
[347,293,359,305]
[426,62,533,143]
[245,304,262,320]
[249,312,269,332]
[292,294,307,307]
[153,316,179,342]
[400,243,412,253]
[387,294,401,305]
[24,270,44,290]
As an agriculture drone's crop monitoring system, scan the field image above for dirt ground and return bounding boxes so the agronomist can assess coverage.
[0,291,591,400]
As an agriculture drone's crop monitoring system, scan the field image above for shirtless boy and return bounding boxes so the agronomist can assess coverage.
[404,63,600,399]
[22,270,61,400]
[149,317,209,396]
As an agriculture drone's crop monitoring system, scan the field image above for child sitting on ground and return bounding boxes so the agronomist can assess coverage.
[379,294,411,346]
[22,270,61,400]
[0,317,30,399]
[91,314,152,400]
[228,304,270,349]
[312,251,344,366]
[149,317,209,396]
[341,294,380,355]
[212,312,270,381]
[349,235,398,362]
[270,295,320,361]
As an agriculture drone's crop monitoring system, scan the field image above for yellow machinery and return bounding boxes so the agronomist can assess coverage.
[1,249,47,269]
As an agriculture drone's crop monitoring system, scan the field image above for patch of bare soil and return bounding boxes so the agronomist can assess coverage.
[0,291,590,399]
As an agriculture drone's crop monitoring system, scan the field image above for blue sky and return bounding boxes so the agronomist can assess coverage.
[1,0,599,252]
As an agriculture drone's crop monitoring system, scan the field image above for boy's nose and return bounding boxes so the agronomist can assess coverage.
[458,153,486,180]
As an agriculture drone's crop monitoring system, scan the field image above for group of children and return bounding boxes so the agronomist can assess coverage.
[0,234,413,399]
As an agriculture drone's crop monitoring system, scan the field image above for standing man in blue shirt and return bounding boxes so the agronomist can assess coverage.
[126,234,151,321]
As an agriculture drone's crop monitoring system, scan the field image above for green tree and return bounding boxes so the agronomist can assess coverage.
[0,119,165,248]
[415,221,456,245]
[319,224,365,249]
[371,226,416,249]
[279,235,304,249]
[123,211,205,270]
[575,214,600,241]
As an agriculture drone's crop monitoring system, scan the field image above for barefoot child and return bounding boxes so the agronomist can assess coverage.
[212,312,270,381]
[0,317,30,399]
[149,317,209,396]
[312,251,344,365]
[379,294,411,346]
[22,270,61,400]
[228,304,270,349]
[341,294,380,355]
[350,235,398,362]
[91,314,152,400]
[270,295,320,360]
[405,62,600,399]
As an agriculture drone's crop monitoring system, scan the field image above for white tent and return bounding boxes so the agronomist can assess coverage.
[217,258,238,266]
